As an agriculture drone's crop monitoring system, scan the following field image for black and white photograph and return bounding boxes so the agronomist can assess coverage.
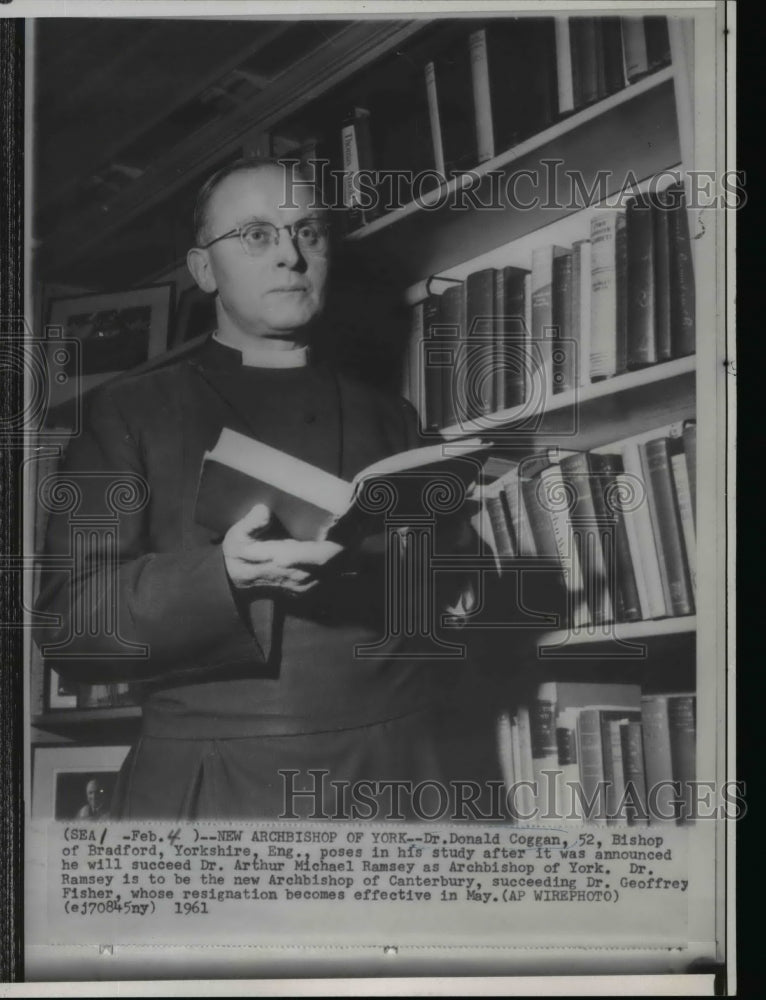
[2,0,735,993]
[31,746,131,821]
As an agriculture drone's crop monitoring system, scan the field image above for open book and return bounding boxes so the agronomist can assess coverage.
[195,428,490,543]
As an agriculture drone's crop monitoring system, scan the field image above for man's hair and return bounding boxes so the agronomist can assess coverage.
[192,156,323,246]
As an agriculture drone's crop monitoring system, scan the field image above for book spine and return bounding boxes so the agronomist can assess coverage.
[590,212,619,380]
[469,28,495,163]
[516,706,536,817]
[615,472,652,619]
[615,211,628,376]
[644,16,671,70]
[502,467,536,557]
[575,240,592,387]
[341,108,378,231]
[560,452,614,625]
[593,452,642,622]
[521,470,561,561]
[621,18,649,82]
[510,716,524,819]
[555,17,575,114]
[620,720,649,825]
[496,266,529,410]
[552,250,574,394]
[496,709,516,793]
[667,694,696,823]
[530,689,559,815]
[485,492,515,557]
[423,295,443,431]
[424,60,446,177]
[576,708,608,825]
[626,195,656,368]
[556,709,581,819]
[577,18,600,106]
[438,284,463,429]
[539,463,589,628]
[641,696,676,823]
[465,268,497,419]
[670,448,697,598]
[592,18,607,102]
[640,437,695,616]
[603,716,629,822]
[621,440,669,618]
[408,302,425,421]
[667,191,696,358]
[682,419,697,527]
[531,246,565,397]
[652,192,672,363]
[601,17,626,95]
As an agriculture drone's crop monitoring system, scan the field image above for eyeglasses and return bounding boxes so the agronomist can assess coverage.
[198,218,330,256]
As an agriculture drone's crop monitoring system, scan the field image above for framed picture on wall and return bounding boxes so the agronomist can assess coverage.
[32,745,131,820]
[170,284,217,348]
[45,283,174,408]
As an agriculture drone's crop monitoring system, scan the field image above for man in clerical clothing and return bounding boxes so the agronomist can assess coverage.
[38,159,502,820]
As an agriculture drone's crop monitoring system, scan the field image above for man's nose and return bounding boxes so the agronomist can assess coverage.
[273,228,302,268]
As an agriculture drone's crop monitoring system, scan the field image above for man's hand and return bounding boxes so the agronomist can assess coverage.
[223,503,344,596]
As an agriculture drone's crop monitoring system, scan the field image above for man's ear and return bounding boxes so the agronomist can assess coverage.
[187,247,218,293]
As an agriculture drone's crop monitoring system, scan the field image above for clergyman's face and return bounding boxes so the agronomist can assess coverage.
[197,165,329,342]
[86,780,104,811]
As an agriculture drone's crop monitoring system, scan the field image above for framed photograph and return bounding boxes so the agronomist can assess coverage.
[170,284,217,348]
[46,284,174,408]
[45,667,77,711]
[32,745,130,820]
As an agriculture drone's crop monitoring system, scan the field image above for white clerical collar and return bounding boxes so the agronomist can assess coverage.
[213,331,309,369]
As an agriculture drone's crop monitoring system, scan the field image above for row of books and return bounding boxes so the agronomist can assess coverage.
[403,185,695,431]
[340,16,672,229]
[477,420,697,627]
[498,681,695,825]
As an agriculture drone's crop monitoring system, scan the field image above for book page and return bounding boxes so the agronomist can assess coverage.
[7,1,735,995]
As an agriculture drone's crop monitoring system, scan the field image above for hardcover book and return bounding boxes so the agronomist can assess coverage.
[195,428,490,544]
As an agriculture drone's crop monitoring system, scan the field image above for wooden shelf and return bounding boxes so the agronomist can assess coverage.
[536,615,696,660]
[32,706,142,740]
[348,69,678,284]
[440,355,696,450]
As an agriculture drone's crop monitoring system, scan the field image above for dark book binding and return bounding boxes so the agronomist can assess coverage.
[601,17,626,95]
[431,33,479,176]
[494,265,529,411]
[652,191,673,362]
[465,268,497,419]
[620,720,648,824]
[668,694,696,822]
[615,211,628,375]
[484,18,557,153]
[438,283,464,429]
[640,436,695,616]
[682,419,697,527]
[592,452,642,622]
[552,250,574,394]
[423,295,443,431]
[559,451,613,626]
[644,16,671,70]
[626,194,656,368]
[666,186,696,358]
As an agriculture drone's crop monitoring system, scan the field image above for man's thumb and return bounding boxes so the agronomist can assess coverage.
[239,503,271,536]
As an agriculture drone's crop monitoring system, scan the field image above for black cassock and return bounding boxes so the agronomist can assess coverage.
[39,338,501,819]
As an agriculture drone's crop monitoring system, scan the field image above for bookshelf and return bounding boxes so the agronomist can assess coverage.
[31,14,703,820]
